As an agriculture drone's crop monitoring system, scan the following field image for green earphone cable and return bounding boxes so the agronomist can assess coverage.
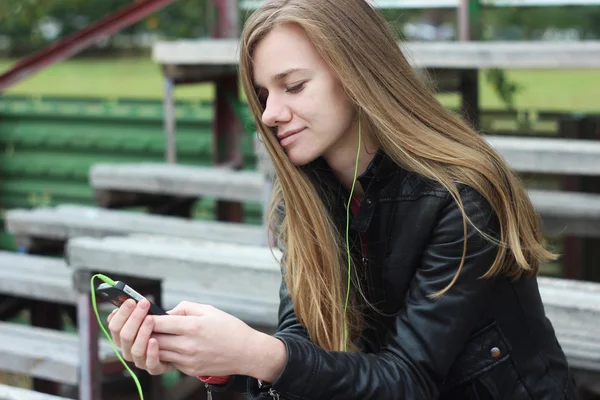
[90,274,145,400]
[343,113,362,351]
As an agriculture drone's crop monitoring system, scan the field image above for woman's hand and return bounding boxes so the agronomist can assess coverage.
[151,301,259,377]
[107,299,173,375]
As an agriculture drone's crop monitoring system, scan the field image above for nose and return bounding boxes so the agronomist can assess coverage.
[261,94,292,127]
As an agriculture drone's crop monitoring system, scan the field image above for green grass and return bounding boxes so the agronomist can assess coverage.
[438,69,600,113]
[0,57,214,101]
[2,57,600,112]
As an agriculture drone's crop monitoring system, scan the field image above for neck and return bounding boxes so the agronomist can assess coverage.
[323,121,378,202]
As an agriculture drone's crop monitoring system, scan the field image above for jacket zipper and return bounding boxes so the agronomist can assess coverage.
[358,233,368,268]
[259,379,281,399]
[205,383,212,400]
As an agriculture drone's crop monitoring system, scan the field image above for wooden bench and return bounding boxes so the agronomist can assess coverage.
[152,39,600,70]
[90,137,275,225]
[0,384,71,400]
[5,204,268,252]
[0,252,74,305]
[0,250,278,328]
[484,136,600,177]
[65,234,600,399]
[537,276,600,373]
[0,321,116,387]
[7,136,600,246]
[90,163,265,205]
[0,249,254,400]
[67,235,281,305]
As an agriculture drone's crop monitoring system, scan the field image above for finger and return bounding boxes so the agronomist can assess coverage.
[107,309,118,324]
[167,301,191,316]
[108,299,137,348]
[146,338,170,375]
[153,315,201,335]
[159,349,188,365]
[168,301,210,317]
[120,299,151,360]
[131,316,154,369]
[153,333,189,353]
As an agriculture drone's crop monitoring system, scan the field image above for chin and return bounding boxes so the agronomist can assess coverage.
[285,147,320,166]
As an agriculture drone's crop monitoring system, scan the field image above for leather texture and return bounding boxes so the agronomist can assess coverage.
[213,149,578,400]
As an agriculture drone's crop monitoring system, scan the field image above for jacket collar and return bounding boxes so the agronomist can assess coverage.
[303,147,402,233]
[357,147,399,190]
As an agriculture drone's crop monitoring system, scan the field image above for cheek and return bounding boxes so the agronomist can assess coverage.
[327,84,354,125]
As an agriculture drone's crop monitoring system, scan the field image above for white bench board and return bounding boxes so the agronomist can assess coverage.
[0,384,70,400]
[0,322,115,386]
[90,163,265,203]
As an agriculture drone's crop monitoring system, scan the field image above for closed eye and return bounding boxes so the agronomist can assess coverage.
[285,82,305,94]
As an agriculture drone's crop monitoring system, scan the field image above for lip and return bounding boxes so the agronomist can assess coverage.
[278,127,305,140]
[278,127,305,147]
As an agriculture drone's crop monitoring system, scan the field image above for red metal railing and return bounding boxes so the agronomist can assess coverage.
[0,0,178,92]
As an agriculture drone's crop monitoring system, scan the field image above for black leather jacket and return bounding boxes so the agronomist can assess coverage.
[214,149,578,400]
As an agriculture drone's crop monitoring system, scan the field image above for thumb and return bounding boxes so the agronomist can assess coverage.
[167,301,205,316]
[166,307,185,316]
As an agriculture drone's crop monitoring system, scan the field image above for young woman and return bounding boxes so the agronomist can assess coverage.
[107,0,578,398]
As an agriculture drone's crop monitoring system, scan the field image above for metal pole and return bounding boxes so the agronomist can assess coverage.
[76,271,101,400]
[212,0,244,223]
[214,0,240,38]
[457,0,480,129]
[163,77,176,164]
[458,0,470,41]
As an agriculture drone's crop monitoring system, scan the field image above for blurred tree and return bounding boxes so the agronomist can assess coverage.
[0,0,209,56]
[484,6,600,39]
[155,0,209,38]
[1,1,599,109]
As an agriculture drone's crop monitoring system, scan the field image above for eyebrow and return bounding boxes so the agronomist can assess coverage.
[255,68,310,88]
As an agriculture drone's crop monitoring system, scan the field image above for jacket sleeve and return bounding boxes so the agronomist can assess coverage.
[273,273,311,340]
[209,246,310,395]
[267,187,501,400]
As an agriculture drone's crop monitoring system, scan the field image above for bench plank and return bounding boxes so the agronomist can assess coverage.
[0,252,75,305]
[90,163,265,203]
[91,137,600,190]
[152,39,600,69]
[538,277,600,371]
[66,235,282,305]
[529,190,600,237]
[0,384,70,400]
[0,322,115,385]
[5,205,267,247]
[0,250,278,327]
[65,235,600,371]
[486,136,600,176]
[2,241,597,372]
[7,186,600,244]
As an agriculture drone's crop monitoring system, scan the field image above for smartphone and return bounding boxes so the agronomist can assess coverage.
[96,281,167,315]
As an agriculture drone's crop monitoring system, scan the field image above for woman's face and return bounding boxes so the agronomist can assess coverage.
[253,23,356,166]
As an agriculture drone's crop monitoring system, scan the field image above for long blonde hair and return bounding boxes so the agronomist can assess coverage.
[239,0,556,352]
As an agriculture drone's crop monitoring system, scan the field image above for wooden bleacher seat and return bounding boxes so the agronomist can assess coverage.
[0,250,278,328]
[0,383,71,400]
[66,234,600,373]
[528,190,600,237]
[0,321,116,386]
[90,162,265,206]
[5,204,268,251]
